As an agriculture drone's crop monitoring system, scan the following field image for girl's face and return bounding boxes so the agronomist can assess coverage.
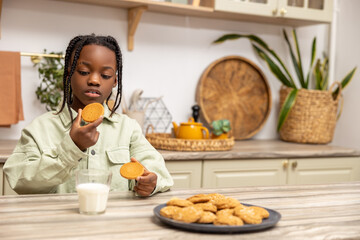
[70,44,117,111]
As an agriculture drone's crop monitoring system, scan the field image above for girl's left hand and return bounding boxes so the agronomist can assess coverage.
[131,157,158,197]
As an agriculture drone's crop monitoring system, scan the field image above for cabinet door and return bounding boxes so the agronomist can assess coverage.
[0,164,3,195]
[277,0,333,22]
[214,0,278,17]
[203,159,287,188]
[1,163,17,195]
[165,160,202,189]
[288,157,360,185]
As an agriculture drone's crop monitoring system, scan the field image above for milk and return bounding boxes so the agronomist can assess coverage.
[76,183,110,214]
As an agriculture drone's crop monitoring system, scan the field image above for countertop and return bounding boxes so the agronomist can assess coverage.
[1,139,360,163]
[0,181,359,239]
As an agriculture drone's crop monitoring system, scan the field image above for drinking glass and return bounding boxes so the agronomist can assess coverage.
[75,169,112,215]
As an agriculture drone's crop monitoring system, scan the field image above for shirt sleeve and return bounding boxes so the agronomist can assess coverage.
[3,129,88,194]
[128,119,174,195]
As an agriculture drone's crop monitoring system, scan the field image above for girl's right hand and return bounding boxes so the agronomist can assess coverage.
[70,108,103,151]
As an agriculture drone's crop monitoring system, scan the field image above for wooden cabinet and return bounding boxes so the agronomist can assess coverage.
[202,157,360,188]
[287,157,360,185]
[0,163,17,195]
[214,0,333,23]
[0,164,3,195]
[165,160,202,189]
[165,156,360,189]
[202,159,287,188]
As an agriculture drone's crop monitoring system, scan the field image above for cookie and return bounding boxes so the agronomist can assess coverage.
[120,161,144,180]
[214,197,241,210]
[160,206,181,219]
[187,194,211,204]
[197,211,216,224]
[216,208,234,217]
[166,197,194,208]
[214,215,244,226]
[172,206,202,223]
[82,103,104,123]
[193,202,217,213]
[234,207,262,224]
[248,206,270,219]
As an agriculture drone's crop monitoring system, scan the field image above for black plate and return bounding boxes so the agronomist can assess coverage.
[153,203,281,233]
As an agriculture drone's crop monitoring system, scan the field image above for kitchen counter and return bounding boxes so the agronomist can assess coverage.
[0,181,359,239]
[159,139,360,160]
[1,139,359,163]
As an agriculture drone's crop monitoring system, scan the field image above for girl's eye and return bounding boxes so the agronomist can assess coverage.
[78,70,89,76]
[102,74,112,80]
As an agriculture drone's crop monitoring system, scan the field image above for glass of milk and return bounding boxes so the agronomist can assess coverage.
[75,169,112,215]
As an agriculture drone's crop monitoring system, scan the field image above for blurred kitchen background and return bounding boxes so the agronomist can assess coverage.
[0,0,359,150]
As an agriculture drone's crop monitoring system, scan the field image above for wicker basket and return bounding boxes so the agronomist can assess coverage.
[279,83,342,144]
[145,132,235,151]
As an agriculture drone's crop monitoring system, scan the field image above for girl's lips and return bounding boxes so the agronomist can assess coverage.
[85,90,101,98]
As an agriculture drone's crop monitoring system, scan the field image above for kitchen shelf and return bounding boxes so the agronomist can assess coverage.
[53,0,332,51]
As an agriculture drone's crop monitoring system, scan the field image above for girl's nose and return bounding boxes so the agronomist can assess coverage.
[88,73,100,86]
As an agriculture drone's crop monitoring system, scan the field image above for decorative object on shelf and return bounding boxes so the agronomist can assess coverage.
[214,29,356,144]
[196,56,271,140]
[172,117,209,139]
[191,104,200,122]
[211,119,231,139]
[146,125,234,151]
[34,49,64,111]
[134,96,172,133]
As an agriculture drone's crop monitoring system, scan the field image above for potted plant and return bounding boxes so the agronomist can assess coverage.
[213,29,356,144]
[34,50,64,111]
[211,119,231,139]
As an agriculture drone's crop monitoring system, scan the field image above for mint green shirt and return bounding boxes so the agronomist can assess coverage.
[4,105,173,194]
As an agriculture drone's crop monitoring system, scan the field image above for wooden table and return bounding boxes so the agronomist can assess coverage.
[0,182,359,239]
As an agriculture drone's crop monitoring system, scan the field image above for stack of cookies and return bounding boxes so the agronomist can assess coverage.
[160,193,269,226]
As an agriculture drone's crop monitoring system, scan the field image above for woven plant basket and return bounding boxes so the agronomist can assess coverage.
[279,82,342,144]
[145,126,234,151]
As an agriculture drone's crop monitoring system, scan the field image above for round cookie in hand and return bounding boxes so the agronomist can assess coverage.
[82,103,104,123]
[120,162,145,179]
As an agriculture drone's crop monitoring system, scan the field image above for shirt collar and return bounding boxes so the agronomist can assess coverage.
[58,103,118,128]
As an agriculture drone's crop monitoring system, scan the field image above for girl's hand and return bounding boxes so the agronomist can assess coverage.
[70,108,103,151]
[131,157,158,197]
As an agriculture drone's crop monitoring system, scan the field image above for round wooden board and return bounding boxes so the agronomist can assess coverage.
[196,56,272,140]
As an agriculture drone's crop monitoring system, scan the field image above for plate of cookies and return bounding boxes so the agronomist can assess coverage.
[153,193,281,233]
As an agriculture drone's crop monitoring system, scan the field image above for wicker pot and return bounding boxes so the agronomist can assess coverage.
[279,83,341,144]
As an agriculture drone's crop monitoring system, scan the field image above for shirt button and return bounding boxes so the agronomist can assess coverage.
[91,150,96,155]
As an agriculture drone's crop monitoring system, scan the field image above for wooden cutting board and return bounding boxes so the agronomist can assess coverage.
[196,56,272,140]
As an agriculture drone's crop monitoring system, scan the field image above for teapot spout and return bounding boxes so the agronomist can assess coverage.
[172,122,178,137]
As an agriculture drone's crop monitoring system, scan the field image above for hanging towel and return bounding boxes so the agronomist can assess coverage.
[0,51,24,127]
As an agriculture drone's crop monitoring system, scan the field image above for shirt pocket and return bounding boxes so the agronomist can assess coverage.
[106,147,130,165]
[105,147,130,191]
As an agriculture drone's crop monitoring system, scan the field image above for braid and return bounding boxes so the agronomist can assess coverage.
[56,34,123,122]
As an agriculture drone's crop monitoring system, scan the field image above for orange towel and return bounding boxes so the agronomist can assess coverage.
[0,51,24,127]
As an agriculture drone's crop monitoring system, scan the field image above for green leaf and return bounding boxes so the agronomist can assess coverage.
[305,37,317,88]
[291,29,306,88]
[253,44,295,88]
[213,33,296,87]
[333,67,357,98]
[283,29,305,88]
[277,88,298,131]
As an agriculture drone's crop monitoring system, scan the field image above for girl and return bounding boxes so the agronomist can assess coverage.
[4,34,173,196]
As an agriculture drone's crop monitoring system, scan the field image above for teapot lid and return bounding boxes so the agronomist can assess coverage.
[180,117,203,126]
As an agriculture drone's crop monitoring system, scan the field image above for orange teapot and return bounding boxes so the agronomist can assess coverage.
[172,117,209,139]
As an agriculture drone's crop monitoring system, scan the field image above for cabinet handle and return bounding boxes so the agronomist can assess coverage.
[282,160,289,169]
[280,8,287,16]
[292,161,298,169]
[272,8,278,16]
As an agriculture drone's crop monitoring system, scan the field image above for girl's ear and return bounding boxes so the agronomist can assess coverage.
[113,77,118,88]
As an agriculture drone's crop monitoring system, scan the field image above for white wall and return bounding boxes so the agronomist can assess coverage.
[0,0,347,146]
[331,0,360,150]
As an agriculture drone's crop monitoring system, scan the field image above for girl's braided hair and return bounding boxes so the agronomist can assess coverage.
[57,34,123,122]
